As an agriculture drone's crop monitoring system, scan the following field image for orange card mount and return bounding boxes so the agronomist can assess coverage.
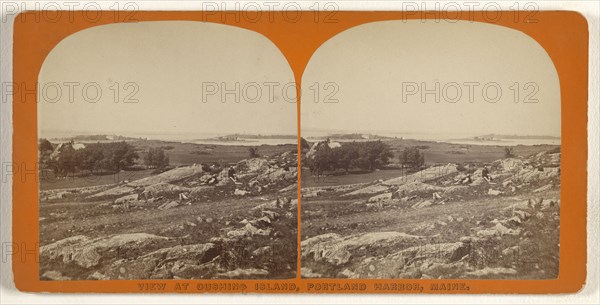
[12,10,587,293]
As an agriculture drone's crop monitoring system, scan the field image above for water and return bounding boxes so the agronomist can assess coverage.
[303,130,560,146]
[42,130,297,146]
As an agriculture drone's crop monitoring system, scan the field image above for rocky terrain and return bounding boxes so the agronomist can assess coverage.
[39,151,298,280]
[301,149,561,279]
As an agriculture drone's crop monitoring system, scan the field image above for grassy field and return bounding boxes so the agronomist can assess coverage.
[38,140,300,280]
[301,190,560,279]
[301,168,406,188]
[39,193,298,279]
[130,140,296,166]
[301,139,557,188]
[383,139,557,165]
[300,140,561,279]
[40,140,296,190]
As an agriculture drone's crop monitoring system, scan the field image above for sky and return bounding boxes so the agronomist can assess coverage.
[38,21,296,138]
[301,20,561,138]
[38,20,561,140]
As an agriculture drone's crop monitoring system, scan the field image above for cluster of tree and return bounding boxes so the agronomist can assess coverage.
[300,137,311,151]
[144,147,170,169]
[38,138,54,165]
[248,147,260,158]
[39,139,139,176]
[306,140,394,174]
[399,146,425,169]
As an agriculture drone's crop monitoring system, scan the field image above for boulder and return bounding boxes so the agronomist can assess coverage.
[279,183,297,193]
[341,242,470,279]
[368,192,393,203]
[533,184,553,193]
[227,223,271,238]
[301,232,422,266]
[251,246,272,257]
[216,268,268,279]
[142,183,191,199]
[397,242,469,263]
[87,186,135,200]
[236,158,269,173]
[257,167,297,182]
[40,233,168,269]
[158,201,179,210]
[394,182,445,195]
[476,223,520,237]
[487,189,502,196]
[411,200,434,209]
[87,271,110,280]
[128,164,204,187]
[466,267,517,277]
[42,270,71,281]
[102,243,219,280]
[345,184,390,197]
[234,189,250,196]
[189,186,215,197]
[261,210,280,220]
[494,158,525,173]
[519,167,560,183]
[300,267,323,278]
[114,193,139,205]
[383,164,458,186]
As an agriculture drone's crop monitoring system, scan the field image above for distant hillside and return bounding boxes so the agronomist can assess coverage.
[199,134,297,142]
[470,134,560,142]
[311,133,392,140]
[478,134,560,140]
[223,134,297,139]
[50,134,141,142]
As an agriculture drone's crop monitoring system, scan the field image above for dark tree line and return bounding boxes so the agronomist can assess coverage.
[399,146,425,169]
[304,139,428,176]
[306,140,394,175]
[39,139,140,176]
[144,147,170,169]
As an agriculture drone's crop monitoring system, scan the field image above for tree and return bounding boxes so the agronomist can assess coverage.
[38,138,54,168]
[306,140,393,175]
[55,140,78,176]
[105,142,138,171]
[308,144,333,176]
[38,138,54,155]
[144,147,169,169]
[300,137,311,152]
[400,146,425,169]
[363,140,394,170]
[79,143,105,173]
[248,147,260,158]
[332,142,359,173]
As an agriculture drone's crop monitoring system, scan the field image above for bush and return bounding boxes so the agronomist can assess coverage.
[248,147,260,158]
[300,137,311,152]
[144,147,170,169]
[504,147,515,158]
[49,141,139,176]
[38,138,55,168]
[307,140,393,174]
[400,146,425,169]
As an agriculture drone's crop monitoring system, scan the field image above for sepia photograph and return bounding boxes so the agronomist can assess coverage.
[300,20,561,279]
[37,21,299,280]
[7,6,590,297]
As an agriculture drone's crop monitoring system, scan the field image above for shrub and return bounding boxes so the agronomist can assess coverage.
[144,147,170,169]
[248,147,260,158]
[400,146,425,169]
[307,140,393,174]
